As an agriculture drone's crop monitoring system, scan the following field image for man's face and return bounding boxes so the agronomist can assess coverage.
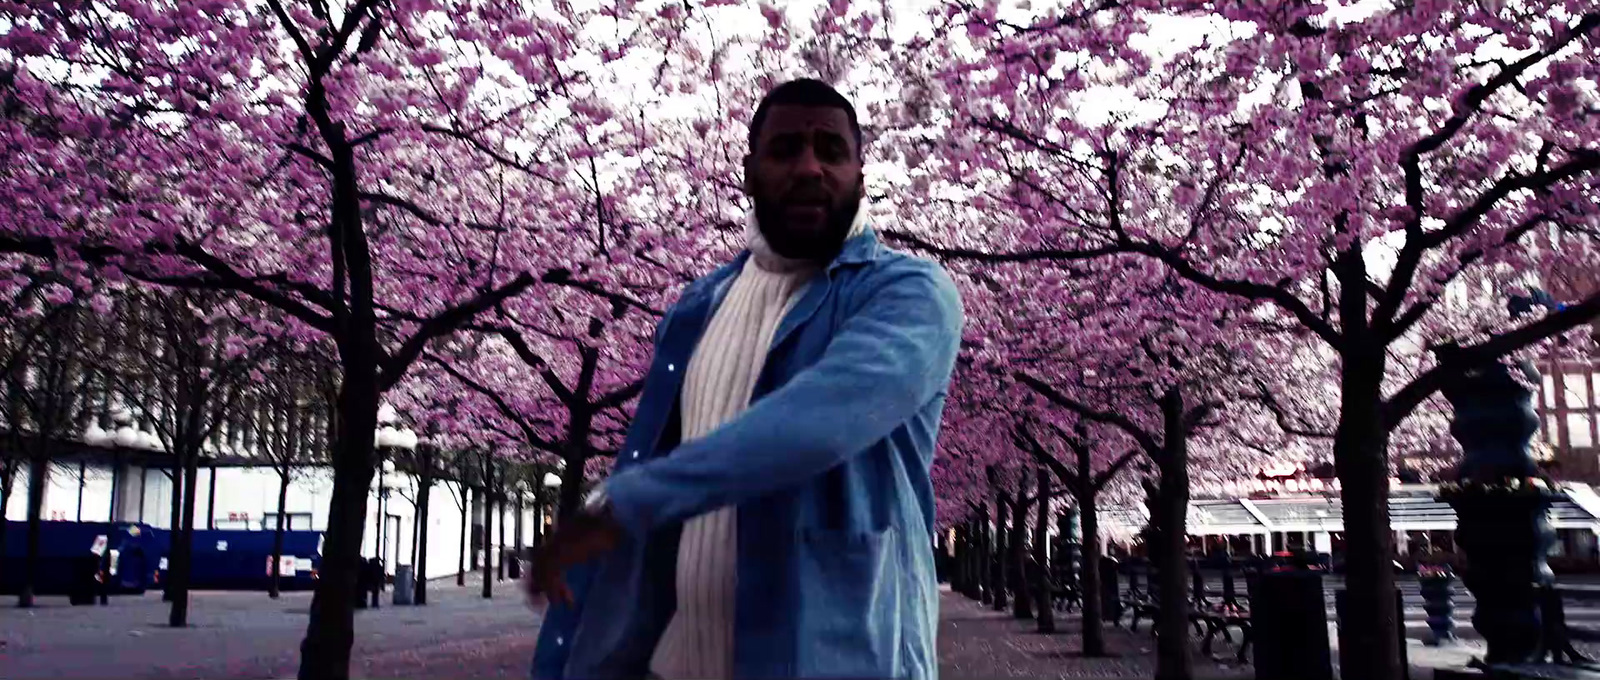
[744,104,865,261]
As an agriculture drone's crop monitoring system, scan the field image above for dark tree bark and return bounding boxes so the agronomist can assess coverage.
[457,484,469,587]
[169,449,202,627]
[18,452,47,608]
[162,466,183,603]
[1078,491,1106,656]
[296,365,381,680]
[270,471,290,599]
[993,487,1009,611]
[497,471,507,583]
[1334,353,1400,680]
[1011,470,1033,620]
[481,463,494,599]
[1151,388,1193,680]
[1034,467,1056,634]
[414,456,432,606]
[978,503,992,605]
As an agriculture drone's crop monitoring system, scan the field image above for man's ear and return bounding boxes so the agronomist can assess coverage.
[742,154,754,196]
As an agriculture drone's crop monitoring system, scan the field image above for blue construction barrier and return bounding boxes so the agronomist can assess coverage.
[1,520,157,596]
[149,528,323,591]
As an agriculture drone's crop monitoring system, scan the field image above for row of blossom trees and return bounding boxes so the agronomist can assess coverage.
[4,2,1598,680]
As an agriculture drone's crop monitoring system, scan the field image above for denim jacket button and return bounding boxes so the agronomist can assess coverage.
[667,363,676,372]
[631,450,640,459]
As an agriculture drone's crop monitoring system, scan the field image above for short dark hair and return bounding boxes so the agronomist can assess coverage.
[747,78,863,158]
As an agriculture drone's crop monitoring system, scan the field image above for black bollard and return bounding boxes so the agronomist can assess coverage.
[1251,570,1332,680]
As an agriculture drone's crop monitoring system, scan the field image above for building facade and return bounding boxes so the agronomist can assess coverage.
[3,456,542,582]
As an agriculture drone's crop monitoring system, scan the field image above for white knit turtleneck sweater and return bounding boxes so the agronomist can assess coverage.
[647,208,869,680]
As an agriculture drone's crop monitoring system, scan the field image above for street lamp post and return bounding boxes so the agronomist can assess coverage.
[514,480,530,578]
[542,471,562,512]
[373,406,418,607]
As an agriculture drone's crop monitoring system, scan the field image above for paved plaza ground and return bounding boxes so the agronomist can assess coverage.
[5,574,1600,679]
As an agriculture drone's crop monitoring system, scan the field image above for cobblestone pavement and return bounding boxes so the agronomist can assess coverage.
[938,590,1254,680]
[6,576,1592,679]
[0,573,540,679]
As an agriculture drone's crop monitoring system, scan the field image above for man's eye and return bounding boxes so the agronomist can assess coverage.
[768,139,801,157]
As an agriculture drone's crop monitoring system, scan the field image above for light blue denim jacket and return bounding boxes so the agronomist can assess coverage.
[531,227,963,680]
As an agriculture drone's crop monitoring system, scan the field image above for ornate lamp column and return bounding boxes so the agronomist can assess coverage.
[1438,356,1557,665]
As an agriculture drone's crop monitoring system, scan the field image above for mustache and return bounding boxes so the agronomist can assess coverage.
[783,186,831,204]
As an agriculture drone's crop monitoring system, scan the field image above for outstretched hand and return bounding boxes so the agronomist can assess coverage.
[524,504,624,609]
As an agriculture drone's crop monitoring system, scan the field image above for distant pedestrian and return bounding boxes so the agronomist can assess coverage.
[525,78,964,680]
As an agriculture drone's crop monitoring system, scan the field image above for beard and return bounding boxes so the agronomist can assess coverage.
[752,183,863,262]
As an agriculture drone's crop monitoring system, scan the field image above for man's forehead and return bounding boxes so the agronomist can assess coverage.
[759,105,852,138]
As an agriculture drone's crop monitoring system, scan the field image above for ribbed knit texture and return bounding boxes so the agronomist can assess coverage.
[647,209,867,680]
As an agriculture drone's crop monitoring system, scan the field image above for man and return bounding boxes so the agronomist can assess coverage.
[526,78,964,680]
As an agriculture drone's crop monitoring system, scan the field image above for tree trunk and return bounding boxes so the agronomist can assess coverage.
[296,370,380,680]
[163,465,183,602]
[481,488,494,599]
[457,484,468,587]
[993,491,1009,611]
[954,524,969,596]
[514,493,524,560]
[1012,473,1033,620]
[557,452,588,521]
[497,487,507,583]
[169,451,201,627]
[1034,469,1055,634]
[1334,354,1402,680]
[270,471,290,600]
[1078,490,1106,657]
[0,464,10,587]
[978,505,991,605]
[415,468,431,606]
[18,453,47,608]
[1152,388,1193,680]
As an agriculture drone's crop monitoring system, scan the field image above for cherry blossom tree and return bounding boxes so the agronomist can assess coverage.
[894,2,1600,675]
[0,1,704,674]
[100,287,281,626]
[0,276,101,608]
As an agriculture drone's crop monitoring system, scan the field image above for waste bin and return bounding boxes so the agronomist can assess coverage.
[393,565,414,606]
[1100,556,1122,623]
[1250,569,1332,680]
[69,554,99,606]
[508,551,522,580]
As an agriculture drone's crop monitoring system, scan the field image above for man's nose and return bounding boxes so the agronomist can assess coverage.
[794,146,824,179]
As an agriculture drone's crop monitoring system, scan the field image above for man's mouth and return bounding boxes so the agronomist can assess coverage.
[783,199,828,220]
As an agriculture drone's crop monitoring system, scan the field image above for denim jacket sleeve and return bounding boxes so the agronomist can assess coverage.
[599,259,964,536]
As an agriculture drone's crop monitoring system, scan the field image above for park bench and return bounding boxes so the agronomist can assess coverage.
[1051,557,1082,612]
[1123,566,1160,631]
[1540,584,1600,668]
[1197,563,1252,662]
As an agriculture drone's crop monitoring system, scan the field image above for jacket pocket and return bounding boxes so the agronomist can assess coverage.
[794,527,903,678]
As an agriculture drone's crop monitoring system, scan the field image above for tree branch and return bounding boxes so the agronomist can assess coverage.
[379,272,538,391]
[1384,289,1600,429]
[1014,371,1163,456]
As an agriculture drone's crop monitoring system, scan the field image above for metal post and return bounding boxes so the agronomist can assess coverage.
[138,466,147,523]
[77,460,86,521]
[206,466,217,529]
[374,455,385,559]
[108,455,120,523]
